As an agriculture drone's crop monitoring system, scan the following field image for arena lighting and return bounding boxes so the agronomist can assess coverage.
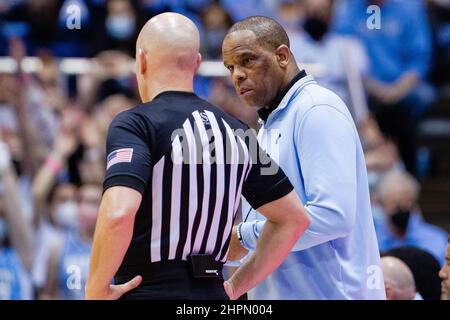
[0,57,326,77]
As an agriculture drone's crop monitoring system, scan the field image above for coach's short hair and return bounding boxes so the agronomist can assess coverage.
[226,16,290,50]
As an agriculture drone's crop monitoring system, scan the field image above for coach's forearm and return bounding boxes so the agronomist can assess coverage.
[86,208,135,298]
[227,218,308,299]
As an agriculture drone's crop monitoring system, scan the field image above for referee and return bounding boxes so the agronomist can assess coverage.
[85,13,310,300]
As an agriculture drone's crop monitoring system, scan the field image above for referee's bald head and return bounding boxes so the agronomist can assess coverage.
[225,16,290,51]
[135,12,201,102]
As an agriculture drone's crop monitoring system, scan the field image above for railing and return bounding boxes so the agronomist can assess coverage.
[0,57,327,77]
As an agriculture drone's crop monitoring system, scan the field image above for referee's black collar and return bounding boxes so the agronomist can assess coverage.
[153,90,197,100]
[257,69,307,123]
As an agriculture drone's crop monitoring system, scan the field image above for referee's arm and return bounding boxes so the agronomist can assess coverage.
[86,113,152,299]
[225,190,310,300]
[225,144,311,299]
[86,186,143,300]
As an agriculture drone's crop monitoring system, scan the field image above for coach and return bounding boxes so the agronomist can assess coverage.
[223,16,386,299]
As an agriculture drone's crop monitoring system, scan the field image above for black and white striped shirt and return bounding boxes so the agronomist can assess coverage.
[104,91,292,272]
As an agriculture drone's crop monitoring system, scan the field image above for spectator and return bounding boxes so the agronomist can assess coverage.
[200,2,233,59]
[375,169,448,265]
[31,182,78,292]
[381,256,421,300]
[41,183,101,299]
[53,0,93,57]
[80,50,137,107]
[3,0,61,55]
[92,0,140,56]
[92,94,134,139]
[139,0,173,21]
[428,0,450,86]
[291,0,378,133]
[31,126,79,294]
[439,237,450,300]
[383,246,442,300]
[334,0,436,174]
[220,0,277,22]
[0,141,33,300]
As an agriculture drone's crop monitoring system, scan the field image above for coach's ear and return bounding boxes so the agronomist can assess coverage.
[138,48,147,76]
[275,45,291,69]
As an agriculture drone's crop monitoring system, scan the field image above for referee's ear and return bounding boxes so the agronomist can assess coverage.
[138,49,147,76]
[194,53,202,74]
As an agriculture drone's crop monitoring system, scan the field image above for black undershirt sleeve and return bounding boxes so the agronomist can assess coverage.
[241,135,294,209]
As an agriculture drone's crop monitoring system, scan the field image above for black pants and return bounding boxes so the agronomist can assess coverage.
[115,261,228,300]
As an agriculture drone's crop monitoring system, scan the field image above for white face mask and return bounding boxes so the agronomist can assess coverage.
[54,201,79,231]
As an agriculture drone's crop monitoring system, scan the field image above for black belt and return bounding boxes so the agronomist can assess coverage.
[115,256,224,283]
[115,258,228,300]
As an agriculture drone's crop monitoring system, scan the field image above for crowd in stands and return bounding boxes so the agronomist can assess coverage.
[0,0,449,300]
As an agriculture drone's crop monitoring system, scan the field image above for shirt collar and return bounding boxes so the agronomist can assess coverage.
[153,90,197,100]
[257,69,307,122]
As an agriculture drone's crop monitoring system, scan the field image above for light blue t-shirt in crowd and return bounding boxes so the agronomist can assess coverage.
[0,247,33,300]
[333,0,432,83]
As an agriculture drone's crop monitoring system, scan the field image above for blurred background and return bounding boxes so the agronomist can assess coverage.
[0,0,449,300]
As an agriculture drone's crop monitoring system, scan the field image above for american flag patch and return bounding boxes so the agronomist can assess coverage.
[106,148,133,170]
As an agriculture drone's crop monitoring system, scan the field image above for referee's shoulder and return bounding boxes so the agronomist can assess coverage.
[108,101,157,132]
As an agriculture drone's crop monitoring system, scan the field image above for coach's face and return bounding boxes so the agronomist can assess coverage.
[222,30,287,108]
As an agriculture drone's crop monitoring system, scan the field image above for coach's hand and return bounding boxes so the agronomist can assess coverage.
[86,275,142,300]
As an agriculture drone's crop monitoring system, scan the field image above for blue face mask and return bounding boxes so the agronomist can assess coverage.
[106,14,135,40]
[0,217,7,245]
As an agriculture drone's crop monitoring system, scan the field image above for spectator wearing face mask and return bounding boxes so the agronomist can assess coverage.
[334,0,436,175]
[375,169,448,266]
[41,183,102,300]
[31,123,79,294]
[289,0,380,138]
[92,0,140,56]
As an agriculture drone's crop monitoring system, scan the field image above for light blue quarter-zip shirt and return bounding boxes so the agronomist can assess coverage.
[239,72,386,299]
